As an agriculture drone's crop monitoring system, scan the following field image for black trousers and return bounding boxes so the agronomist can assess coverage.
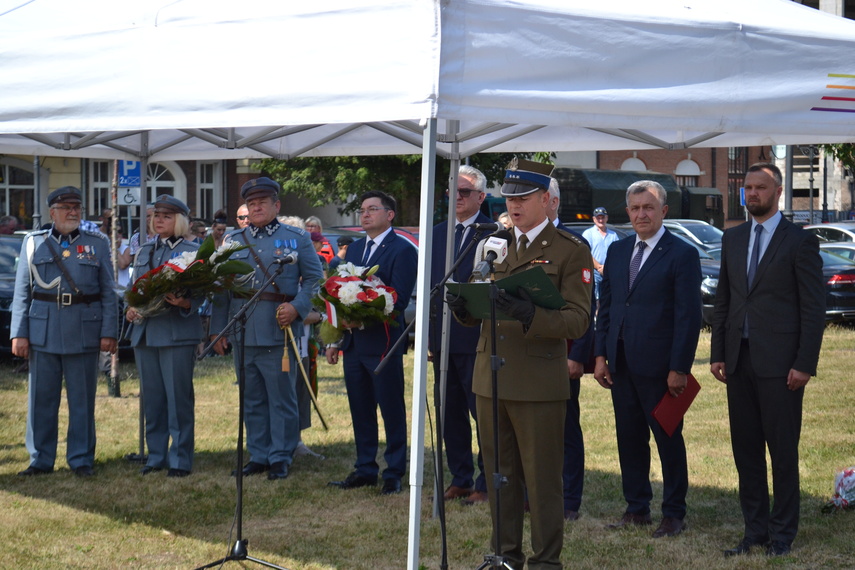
[727,340,804,544]
[611,342,688,519]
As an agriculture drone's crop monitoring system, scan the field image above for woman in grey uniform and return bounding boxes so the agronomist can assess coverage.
[126,195,203,477]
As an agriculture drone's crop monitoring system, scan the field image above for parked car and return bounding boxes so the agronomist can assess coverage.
[662,219,723,252]
[820,242,855,262]
[804,221,855,243]
[0,234,22,353]
[819,249,855,322]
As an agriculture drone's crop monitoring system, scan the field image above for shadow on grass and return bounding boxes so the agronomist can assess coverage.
[4,452,854,569]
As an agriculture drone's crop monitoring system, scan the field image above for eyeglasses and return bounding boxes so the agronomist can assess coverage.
[237,215,249,220]
[445,188,477,198]
[356,206,390,216]
[52,204,82,213]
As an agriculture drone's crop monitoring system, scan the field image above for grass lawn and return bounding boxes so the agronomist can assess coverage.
[1,327,854,569]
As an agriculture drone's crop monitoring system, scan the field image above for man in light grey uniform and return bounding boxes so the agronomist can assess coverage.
[12,186,118,477]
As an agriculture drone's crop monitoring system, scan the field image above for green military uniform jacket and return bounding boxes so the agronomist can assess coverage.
[466,222,593,402]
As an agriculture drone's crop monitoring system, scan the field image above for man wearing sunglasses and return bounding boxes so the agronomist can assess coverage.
[235,204,250,229]
[429,165,492,505]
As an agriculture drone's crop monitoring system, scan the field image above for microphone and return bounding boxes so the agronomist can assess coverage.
[468,222,500,232]
[273,252,299,265]
[471,230,512,281]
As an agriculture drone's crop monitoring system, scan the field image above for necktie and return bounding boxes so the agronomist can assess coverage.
[747,224,763,287]
[362,239,375,265]
[454,223,465,255]
[628,241,646,289]
[517,234,528,256]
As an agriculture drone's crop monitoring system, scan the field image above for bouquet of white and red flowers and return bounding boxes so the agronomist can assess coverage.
[822,467,855,513]
[125,236,253,318]
[312,262,398,344]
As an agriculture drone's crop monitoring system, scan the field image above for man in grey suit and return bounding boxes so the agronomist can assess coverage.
[711,163,825,558]
[211,177,324,481]
[12,186,118,477]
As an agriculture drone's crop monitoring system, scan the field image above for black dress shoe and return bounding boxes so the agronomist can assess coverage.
[766,540,792,557]
[140,466,163,475]
[73,466,94,477]
[329,471,378,489]
[723,537,768,557]
[167,468,191,478]
[652,517,686,538]
[17,465,53,477]
[231,461,269,477]
[267,462,289,480]
[607,512,652,529]
[381,478,402,495]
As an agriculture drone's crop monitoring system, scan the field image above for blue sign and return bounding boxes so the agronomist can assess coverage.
[739,187,745,206]
[118,161,141,187]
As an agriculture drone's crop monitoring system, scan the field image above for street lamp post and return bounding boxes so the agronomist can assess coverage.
[799,145,818,224]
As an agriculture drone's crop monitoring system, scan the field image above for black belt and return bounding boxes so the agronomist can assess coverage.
[33,291,101,306]
[252,291,295,303]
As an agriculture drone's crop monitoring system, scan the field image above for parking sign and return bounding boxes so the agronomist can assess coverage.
[118,161,141,187]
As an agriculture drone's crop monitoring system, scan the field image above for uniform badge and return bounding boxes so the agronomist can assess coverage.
[582,268,592,284]
[63,250,71,258]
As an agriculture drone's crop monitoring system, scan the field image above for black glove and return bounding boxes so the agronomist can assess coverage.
[444,291,470,320]
[495,288,535,327]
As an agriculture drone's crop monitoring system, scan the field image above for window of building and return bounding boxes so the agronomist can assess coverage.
[675,159,701,187]
[727,147,749,219]
[148,163,176,202]
[0,160,35,226]
[620,157,647,171]
[196,161,220,221]
[90,160,112,220]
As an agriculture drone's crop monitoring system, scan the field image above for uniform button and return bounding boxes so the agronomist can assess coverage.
[499,335,505,341]
[546,353,552,358]
[625,302,630,306]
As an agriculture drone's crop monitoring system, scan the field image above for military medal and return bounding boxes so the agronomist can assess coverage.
[275,239,283,256]
[63,250,71,258]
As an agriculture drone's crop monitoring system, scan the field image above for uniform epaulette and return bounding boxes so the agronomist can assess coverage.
[81,228,110,241]
[27,229,49,237]
[281,224,306,236]
[555,227,584,247]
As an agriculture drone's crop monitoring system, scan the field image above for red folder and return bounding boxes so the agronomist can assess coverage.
[652,373,701,437]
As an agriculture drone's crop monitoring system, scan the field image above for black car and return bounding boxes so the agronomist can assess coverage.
[819,249,855,322]
[0,234,23,352]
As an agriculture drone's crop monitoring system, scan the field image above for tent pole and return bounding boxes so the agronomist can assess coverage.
[407,118,437,570]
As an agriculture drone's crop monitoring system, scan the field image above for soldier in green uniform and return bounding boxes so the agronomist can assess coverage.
[449,159,592,570]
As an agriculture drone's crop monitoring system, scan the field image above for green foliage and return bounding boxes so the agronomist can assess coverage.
[259,153,525,226]
[821,143,855,173]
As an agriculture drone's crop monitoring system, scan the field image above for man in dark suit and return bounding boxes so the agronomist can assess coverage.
[710,163,825,558]
[327,190,418,495]
[429,165,493,504]
[451,159,593,569]
[594,180,702,539]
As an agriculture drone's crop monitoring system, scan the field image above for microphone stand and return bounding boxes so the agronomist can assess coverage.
[195,262,290,570]
[476,265,512,570]
[373,228,488,570]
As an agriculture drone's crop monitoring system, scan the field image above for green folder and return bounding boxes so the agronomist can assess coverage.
[445,266,566,320]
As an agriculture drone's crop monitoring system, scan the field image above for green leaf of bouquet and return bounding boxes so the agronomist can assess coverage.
[215,259,254,276]
[197,235,216,260]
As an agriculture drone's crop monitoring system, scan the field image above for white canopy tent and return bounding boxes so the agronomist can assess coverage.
[2,0,855,567]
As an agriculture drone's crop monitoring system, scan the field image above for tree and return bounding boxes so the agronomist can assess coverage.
[821,143,855,174]
[259,154,523,226]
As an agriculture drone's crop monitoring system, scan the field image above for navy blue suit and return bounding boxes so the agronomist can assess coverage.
[429,213,493,493]
[595,229,701,519]
[341,231,418,481]
[556,221,594,513]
